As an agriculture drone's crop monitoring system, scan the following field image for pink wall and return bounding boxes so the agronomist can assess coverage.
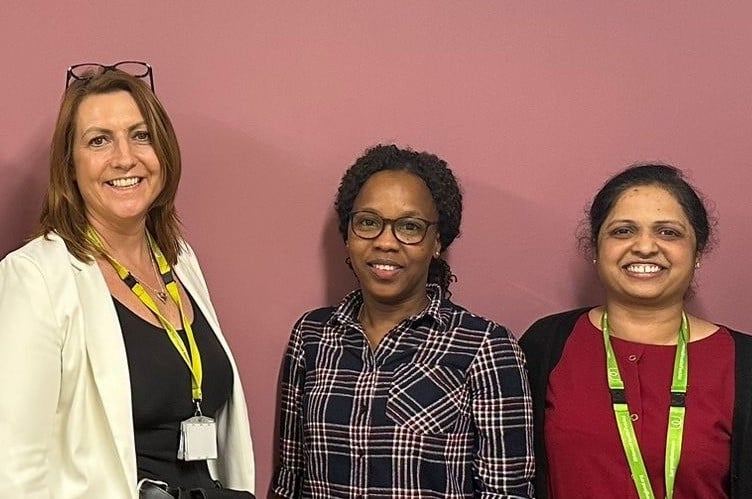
[2,2,751,495]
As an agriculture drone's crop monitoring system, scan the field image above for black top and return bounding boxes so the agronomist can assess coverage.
[519,307,752,499]
[114,295,233,488]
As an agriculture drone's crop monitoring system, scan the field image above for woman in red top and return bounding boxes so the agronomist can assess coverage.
[520,163,752,498]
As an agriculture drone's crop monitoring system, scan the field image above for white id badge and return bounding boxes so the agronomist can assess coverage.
[177,415,217,461]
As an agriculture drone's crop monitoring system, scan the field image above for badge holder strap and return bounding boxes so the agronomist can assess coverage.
[604,333,655,499]
[602,311,689,499]
[664,313,689,499]
[87,227,204,403]
[147,232,204,403]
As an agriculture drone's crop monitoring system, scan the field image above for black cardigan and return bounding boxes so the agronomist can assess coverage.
[519,307,752,499]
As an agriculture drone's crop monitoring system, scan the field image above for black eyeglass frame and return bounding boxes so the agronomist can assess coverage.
[348,211,439,245]
[65,61,154,92]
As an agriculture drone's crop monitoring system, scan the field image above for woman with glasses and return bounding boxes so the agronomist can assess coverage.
[0,63,255,498]
[272,144,535,498]
[519,164,752,498]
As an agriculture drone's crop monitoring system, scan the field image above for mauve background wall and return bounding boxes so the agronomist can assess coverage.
[2,2,751,495]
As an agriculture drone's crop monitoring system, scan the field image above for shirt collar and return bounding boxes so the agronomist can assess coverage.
[330,283,447,329]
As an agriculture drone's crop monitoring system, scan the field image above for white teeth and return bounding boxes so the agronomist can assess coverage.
[108,177,140,188]
[626,264,662,274]
[372,264,398,271]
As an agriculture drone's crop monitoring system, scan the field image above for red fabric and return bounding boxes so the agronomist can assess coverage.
[545,313,734,499]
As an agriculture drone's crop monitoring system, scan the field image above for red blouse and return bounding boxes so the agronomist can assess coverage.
[545,313,734,499]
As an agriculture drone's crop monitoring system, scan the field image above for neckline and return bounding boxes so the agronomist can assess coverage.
[112,295,195,332]
[583,313,722,347]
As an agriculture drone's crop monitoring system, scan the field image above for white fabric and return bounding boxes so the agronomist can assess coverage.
[0,233,255,498]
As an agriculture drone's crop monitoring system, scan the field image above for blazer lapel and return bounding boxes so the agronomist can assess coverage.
[174,258,221,346]
[72,255,137,487]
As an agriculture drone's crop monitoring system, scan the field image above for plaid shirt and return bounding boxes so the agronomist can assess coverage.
[273,284,535,498]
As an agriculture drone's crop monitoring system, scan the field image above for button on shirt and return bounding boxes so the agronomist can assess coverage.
[272,284,535,498]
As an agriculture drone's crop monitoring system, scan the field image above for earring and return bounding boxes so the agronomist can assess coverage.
[592,259,597,264]
[434,251,440,258]
[695,260,701,269]
[345,257,352,267]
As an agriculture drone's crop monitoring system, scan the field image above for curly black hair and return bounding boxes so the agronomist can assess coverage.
[335,144,463,294]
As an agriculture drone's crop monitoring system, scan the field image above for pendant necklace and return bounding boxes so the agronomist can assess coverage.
[126,241,169,303]
[146,250,169,303]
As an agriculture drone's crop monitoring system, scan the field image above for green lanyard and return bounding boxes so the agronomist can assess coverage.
[88,227,204,403]
[602,311,689,499]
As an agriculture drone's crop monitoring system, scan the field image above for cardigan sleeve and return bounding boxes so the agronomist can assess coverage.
[730,329,752,498]
[518,307,592,499]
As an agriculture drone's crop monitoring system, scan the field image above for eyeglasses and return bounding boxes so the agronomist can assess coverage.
[349,211,438,245]
[66,61,154,92]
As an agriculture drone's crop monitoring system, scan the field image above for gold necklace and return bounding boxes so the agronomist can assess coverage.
[119,243,168,304]
[94,230,169,304]
[145,250,169,303]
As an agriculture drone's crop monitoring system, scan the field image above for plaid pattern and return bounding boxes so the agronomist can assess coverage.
[273,285,535,498]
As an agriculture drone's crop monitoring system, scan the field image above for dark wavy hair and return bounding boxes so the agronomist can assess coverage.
[335,144,463,294]
[579,163,714,258]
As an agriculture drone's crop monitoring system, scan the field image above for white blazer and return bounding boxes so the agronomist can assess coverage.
[0,234,255,498]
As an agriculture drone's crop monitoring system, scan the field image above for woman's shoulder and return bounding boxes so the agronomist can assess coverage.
[0,234,87,305]
[174,239,206,275]
[299,306,338,323]
[438,299,516,339]
[683,313,752,344]
[293,289,363,328]
[287,307,339,335]
[727,327,752,347]
[517,306,594,353]
[523,307,594,336]
[176,237,197,260]
[1,233,78,269]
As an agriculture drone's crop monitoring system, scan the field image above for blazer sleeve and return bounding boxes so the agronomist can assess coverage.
[0,251,65,497]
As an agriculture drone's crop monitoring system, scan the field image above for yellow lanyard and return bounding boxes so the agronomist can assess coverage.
[602,311,689,499]
[88,227,203,403]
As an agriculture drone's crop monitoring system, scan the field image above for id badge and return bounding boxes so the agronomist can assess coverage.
[178,415,217,461]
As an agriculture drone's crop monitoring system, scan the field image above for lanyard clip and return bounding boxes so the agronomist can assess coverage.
[193,399,203,417]
[609,388,627,405]
[670,391,686,407]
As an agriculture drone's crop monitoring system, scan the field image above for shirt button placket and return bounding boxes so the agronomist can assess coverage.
[354,355,376,492]
[356,365,375,425]
[623,347,644,433]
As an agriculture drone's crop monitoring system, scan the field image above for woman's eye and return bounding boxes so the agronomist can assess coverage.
[133,130,151,142]
[610,227,634,237]
[658,228,681,238]
[355,216,380,229]
[397,219,426,234]
[88,136,108,147]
